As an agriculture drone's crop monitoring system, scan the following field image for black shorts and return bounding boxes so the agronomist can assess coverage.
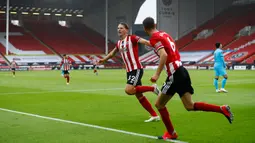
[161,66,194,97]
[126,69,143,86]
[11,68,15,71]
[63,70,69,75]
[92,65,97,69]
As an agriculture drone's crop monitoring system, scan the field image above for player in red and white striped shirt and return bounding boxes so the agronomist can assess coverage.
[98,22,160,122]
[60,54,72,85]
[10,59,17,77]
[143,17,233,140]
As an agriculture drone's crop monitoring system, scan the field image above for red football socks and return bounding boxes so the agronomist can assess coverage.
[139,96,157,117]
[67,75,70,83]
[136,86,154,93]
[158,107,175,134]
[194,102,222,113]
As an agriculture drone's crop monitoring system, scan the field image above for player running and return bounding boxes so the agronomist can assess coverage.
[60,54,72,85]
[98,22,160,122]
[142,17,233,140]
[213,42,228,93]
[10,59,17,77]
[90,56,98,76]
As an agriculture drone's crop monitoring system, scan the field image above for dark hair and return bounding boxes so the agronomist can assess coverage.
[215,42,221,48]
[119,22,129,29]
[63,54,66,56]
[143,17,155,30]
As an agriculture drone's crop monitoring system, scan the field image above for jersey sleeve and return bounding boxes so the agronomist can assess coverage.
[131,35,141,43]
[150,36,164,53]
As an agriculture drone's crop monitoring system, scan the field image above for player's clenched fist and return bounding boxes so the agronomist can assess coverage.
[97,59,105,64]
[150,74,159,83]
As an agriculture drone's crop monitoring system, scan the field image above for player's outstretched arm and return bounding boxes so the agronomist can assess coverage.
[98,47,118,64]
[151,48,167,82]
[138,38,152,47]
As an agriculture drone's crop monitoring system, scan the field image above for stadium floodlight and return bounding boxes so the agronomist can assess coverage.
[55,13,61,16]
[33,12,39,15]
[22,12,29,15]
[44,13,51,16]
[10,11,17,14]
[66,14,72,17]
[76,14,83,17]
[0,11,5,13]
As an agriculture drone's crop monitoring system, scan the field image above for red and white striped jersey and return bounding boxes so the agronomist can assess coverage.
[116,35,143,72]
[60,58,72,71]
[10,61,17,68]
[150,31,182,76]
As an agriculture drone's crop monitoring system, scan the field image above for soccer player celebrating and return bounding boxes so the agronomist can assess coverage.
[60,54,72,85]
[214,43,228,93]
[142,17,233,139]
[98,22,160,122]
[10,59,17,77]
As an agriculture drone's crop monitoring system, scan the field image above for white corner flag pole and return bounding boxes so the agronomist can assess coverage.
[6,0,9,55]
[105,0,108,55]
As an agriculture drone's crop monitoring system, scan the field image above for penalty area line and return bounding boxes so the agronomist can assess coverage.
[0,108,188,143]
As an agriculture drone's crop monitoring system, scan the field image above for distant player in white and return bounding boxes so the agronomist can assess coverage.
[10,59,17,77]
[91,56,98,76]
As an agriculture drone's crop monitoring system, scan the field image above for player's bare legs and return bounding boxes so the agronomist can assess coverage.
[12,70,15,77]
[125,84,136,95]
[180,92,233,123]
[155,93,178,140]
[125,84,160,122]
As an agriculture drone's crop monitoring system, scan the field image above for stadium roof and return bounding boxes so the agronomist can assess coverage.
[0,0,124,16]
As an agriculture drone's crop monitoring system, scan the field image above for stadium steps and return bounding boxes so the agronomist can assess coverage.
[180,4,254,52]
[178,40,193,51]
[0,51,10,64]
[23,27,62,57]
[69,28,103,52]
[242,54,255,64]
[223,37,239,49]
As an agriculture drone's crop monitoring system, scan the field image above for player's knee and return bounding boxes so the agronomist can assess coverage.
[215,77,219,80]
[155,102,165,109]
[224,75,228,79]
[184,102,195,111]
[125,88,135,95]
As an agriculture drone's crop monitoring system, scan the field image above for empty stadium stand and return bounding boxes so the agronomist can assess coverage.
[0,20,53,55]
[71,23,116,51]
[24,20,103,54]
[177,4,255,51]
[243,54,255,64]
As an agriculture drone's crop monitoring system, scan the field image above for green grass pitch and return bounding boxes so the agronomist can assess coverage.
[0,69,254,143]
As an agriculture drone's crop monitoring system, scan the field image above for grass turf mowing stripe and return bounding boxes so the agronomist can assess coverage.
[0,88,124,95]
[0,108,188,143]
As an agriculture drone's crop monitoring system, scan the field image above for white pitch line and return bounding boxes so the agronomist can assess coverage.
[0,88,124,95]
[0,108,188,143]
[1,80,254,96]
